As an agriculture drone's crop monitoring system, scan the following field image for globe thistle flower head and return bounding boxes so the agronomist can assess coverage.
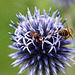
[9,7,75,75]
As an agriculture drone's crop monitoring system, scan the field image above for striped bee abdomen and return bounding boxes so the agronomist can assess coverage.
[59,30,68,36]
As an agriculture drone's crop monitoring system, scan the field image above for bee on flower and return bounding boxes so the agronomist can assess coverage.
[9,7,75,75]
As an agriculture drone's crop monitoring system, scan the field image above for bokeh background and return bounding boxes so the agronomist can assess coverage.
[0,0,75,75]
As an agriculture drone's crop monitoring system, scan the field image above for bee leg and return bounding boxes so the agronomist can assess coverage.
[66,35,70,39]
[70,35,73,40]
[64,36,68,40]
[64,36,67,40]
[48,32,51,35]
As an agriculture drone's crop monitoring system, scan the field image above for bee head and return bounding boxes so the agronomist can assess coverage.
[69,28,73,34]
[69,28,73,39]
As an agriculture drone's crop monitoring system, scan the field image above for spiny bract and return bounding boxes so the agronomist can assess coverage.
[9,7,75,75]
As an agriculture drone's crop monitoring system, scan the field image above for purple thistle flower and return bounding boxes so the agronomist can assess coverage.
[9,7,75,75]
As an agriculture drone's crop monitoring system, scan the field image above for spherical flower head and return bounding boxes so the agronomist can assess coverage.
[9,7,75,75]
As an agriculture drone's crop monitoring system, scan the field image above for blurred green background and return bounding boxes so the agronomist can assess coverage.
[0,0,75,75]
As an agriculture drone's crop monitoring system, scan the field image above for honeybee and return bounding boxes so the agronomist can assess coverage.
[57,27,73,39]
[48,23,73,39]
[56,23,73,39]
[30,31,42,42]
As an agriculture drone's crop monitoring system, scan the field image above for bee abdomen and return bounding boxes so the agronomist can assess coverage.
[59,30,68,36]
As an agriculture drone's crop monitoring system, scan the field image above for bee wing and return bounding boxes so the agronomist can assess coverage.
[30,31,35,37]
[66,22,68,28]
